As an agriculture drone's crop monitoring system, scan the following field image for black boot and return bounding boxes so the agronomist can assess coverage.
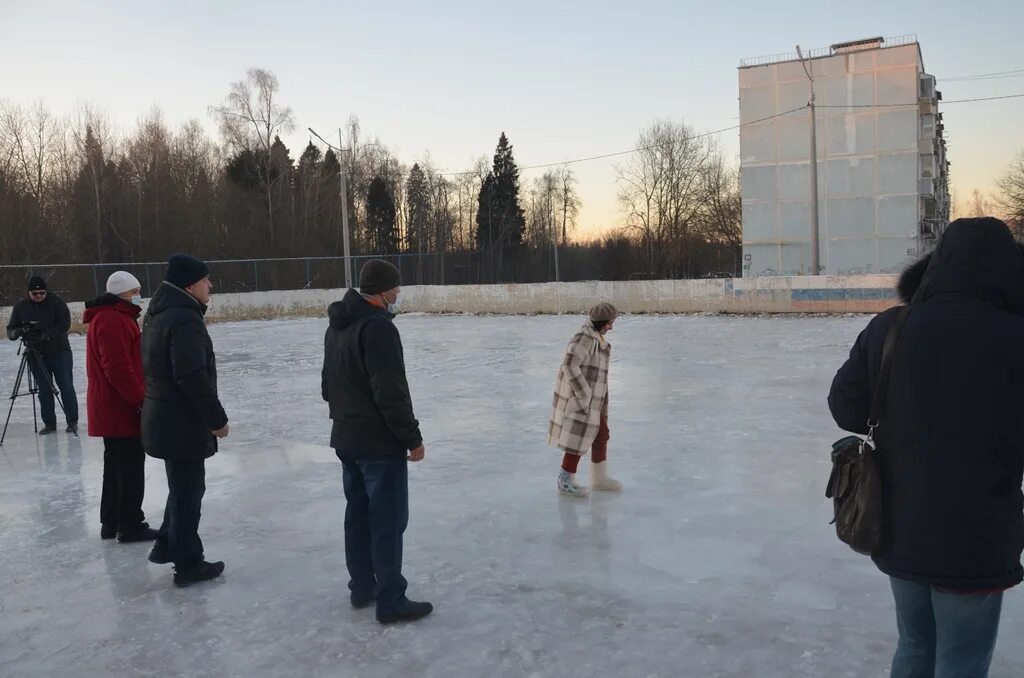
[38,426,56,436]
[376,598,433,625]
[148,541,172,564]
[100,524,117,540]
[117,525,159,543]
[173,561,225,588]
[66,422,78,434]
[351,591,375,610]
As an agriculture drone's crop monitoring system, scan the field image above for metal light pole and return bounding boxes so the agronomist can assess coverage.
[796,45,821,275]
[308,127,354,289]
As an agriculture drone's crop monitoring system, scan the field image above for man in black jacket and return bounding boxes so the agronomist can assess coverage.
[322,259,432,624]
[829,217,1024,677]
[5,276,79,434]
[142,254,229,588]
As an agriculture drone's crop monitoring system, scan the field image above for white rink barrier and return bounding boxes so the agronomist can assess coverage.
[0,276,899,329]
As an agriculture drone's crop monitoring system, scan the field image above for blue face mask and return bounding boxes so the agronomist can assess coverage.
[130,294,143,306]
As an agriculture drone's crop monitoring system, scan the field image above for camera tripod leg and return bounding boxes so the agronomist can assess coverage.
[1,351,31,446]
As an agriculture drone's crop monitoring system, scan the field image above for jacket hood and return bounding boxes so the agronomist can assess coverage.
[914,218,1024,313]
[329,288,392,331]
[897,254,932,303]
[147,281,206,317]
[83,293,141,323]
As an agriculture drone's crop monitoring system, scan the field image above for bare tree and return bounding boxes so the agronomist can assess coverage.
[555,165,581,246]
[211,68,295,247]
[995,152,1024,231]
[616,119,714,277]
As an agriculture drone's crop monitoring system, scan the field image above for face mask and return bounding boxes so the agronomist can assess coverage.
[131,294,143,306]
[387,292,403,314]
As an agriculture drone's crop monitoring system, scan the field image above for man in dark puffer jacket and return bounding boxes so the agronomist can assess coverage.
[829,217,1024,677]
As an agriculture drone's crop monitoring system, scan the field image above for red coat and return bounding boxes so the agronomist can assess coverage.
[84,295,144,438]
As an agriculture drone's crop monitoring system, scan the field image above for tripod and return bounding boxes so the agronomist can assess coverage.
[1,339,70,446]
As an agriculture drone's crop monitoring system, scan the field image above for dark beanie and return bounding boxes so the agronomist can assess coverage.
[359,259,401,295]
[28,276,47,291]
[165,254,210,289]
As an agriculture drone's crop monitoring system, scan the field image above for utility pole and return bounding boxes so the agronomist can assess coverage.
[308,127,354,289]
[796,45,821,275]
[338,129,353,289]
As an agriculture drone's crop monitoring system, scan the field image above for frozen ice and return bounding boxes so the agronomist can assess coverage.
[1,314,1022,677]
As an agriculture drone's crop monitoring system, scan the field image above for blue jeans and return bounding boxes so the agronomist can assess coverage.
[28,349,79,428]
[890,576,1003,678]
[340,454,409,613]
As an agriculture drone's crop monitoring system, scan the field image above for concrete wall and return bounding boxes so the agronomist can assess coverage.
[0,277,900,332]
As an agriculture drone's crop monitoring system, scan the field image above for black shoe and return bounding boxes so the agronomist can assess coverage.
[148,541,172,565]
[351,591,375,610]
[117,525,159,543]
[376,598,433,625]
[38,426,57,436]
[100,524,117,540]
[173,561,225,588]
[66,423,78,434]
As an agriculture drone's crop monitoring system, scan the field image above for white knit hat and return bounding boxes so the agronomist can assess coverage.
[106,271,142,296]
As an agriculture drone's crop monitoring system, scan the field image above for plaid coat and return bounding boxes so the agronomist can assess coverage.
[547,324,610,454]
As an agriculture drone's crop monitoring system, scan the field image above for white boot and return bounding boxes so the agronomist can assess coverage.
[558,469,589,497]
[591,461,623,492]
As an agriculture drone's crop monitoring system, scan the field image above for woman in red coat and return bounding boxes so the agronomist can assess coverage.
[84,271,158,543]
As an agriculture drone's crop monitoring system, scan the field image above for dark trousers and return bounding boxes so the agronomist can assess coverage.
[156,459,206,570]
[340,454,409,613]
[100,437,147,531]
[890,576,1003,678]
[28,349,79,427]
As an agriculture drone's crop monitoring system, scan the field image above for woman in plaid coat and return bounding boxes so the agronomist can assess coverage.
[548,302,622,497]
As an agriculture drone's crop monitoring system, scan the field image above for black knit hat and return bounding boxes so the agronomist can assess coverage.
[165,254,210,289]
[359,259,401,295]
[27,276,47,291]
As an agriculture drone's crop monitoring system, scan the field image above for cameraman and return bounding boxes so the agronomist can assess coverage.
[5,276,79,434]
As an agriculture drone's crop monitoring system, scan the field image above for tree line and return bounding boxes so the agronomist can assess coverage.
[1,68,744,302]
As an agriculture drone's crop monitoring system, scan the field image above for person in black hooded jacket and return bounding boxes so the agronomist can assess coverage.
[142,254,229,588]
[322,258,432,625]
[829,217,1024,677]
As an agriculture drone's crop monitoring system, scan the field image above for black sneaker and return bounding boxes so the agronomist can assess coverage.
[148,541,172,565]
[100,524,117,540]
[351,591,375,610]
[66,423,78,434]
[117,525,159,543]
[376,598,433,625]
[38,426,57,436]
[173,561,225,588]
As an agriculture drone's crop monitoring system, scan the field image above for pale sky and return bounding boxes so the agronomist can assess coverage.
[3,0,1023,236]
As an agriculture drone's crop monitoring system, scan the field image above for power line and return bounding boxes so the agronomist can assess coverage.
[943,68,1024,83]
[816,92,1024,109]
[313,90,1023,179]
[435,107,809,177]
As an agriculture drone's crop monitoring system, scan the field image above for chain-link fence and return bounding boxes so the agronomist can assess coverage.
[0,244,741,305]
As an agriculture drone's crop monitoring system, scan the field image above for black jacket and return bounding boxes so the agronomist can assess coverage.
[141,282,228,461]
[322,289,422,457]
[5,294,72,355]
[829,218,1024,590]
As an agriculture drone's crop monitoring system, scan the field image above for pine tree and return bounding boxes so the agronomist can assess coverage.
[367,175,398,254]
[475,133,525,281]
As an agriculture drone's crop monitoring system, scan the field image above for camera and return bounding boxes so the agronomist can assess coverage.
[12,321,42,343]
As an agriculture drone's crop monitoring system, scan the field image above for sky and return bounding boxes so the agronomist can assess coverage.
[3,0,1023,236]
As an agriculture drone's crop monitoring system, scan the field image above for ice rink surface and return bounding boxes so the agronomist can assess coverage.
[1,313,1021,677]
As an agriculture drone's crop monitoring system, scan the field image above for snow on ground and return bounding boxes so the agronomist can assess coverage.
[0,314,1021,677]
